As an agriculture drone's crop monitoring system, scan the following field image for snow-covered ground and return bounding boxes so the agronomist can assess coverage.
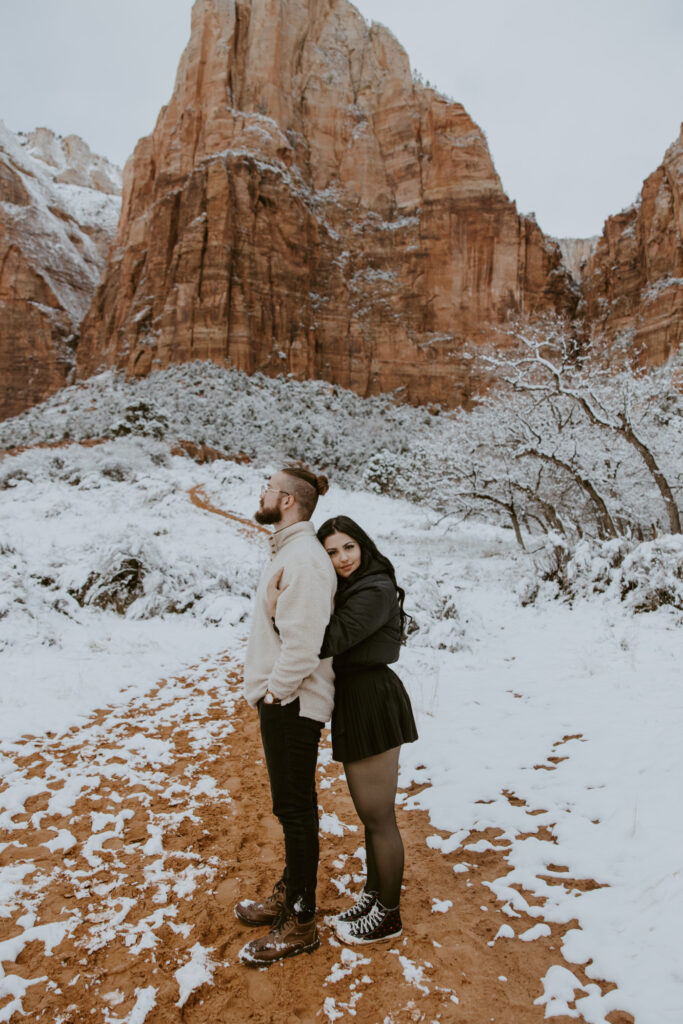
[1,436,681,1021]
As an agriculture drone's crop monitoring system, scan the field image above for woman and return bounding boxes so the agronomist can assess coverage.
[267,515,418,945]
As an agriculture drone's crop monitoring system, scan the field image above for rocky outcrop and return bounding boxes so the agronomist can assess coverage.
[555,237,598,283]
[0,124,121,420]
[77,0,577,408]
[581,125,683,365]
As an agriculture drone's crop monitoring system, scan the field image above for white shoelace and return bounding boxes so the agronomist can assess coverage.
[355,891,374,910]
[351,901,385,936]
[338,890,374,919]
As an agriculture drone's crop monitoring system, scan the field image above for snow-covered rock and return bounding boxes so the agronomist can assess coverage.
[0,121,121,420]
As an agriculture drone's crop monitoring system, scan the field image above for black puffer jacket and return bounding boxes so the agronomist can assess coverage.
[320,560,402,672]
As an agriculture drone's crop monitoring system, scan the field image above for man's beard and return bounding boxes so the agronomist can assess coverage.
[255,506,282,525]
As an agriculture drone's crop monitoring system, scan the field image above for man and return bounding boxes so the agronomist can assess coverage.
[236,463,337,966]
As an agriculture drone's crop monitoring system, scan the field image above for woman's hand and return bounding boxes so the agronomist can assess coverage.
[266,567,289,619]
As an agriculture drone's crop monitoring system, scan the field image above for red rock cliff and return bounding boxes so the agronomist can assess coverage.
[76,0,576,407]
[0,125,121,421]
[581,124,683,364]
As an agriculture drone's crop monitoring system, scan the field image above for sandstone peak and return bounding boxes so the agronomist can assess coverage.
[17,126,122,195]
[76,0,575,406]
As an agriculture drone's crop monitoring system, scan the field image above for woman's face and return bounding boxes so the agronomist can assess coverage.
[323,531,362,578]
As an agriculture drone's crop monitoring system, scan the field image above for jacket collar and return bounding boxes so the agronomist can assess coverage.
[269,519,316,556]
[338,555,387,589]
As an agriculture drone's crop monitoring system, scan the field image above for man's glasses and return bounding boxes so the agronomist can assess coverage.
[261,485,291,497]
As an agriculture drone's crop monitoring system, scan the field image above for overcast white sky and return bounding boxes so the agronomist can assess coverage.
[1,0,681,238]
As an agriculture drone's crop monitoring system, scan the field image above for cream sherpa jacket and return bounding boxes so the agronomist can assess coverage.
[243,520,337,723]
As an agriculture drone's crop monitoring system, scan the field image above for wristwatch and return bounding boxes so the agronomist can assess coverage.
[263,691,281,705]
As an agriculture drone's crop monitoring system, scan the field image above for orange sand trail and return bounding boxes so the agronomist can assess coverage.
[0,664,632,1024]
[0,490,634,1023]
[188,485,269,536]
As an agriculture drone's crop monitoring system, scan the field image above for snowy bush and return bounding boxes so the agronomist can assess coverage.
[0,464,32,489]
[111,401,170,440]
[519,534,683,614]
[619,537,683,613]
[362,449,406,494]
[402,572,468,652]
[70,553,148,615]
[0,544,85,652]
[563,537,632,598]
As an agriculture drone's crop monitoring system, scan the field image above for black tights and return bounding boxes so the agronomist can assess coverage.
[344,746,404,909]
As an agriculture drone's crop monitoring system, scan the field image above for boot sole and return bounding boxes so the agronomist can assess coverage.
[239,936,320,967]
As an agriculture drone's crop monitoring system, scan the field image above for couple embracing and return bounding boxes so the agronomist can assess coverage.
[236,463,418,966]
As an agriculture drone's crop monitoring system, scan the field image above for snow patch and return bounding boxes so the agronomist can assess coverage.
[174,943,215,1008]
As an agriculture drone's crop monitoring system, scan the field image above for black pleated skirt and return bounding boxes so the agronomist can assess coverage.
[331,664,418,763]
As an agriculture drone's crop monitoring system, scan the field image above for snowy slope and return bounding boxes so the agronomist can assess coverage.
[0,362,437,474]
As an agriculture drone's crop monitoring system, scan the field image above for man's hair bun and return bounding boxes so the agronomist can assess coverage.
[280,462,330,516]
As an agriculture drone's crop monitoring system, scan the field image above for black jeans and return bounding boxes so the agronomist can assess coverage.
[258,697,322,919]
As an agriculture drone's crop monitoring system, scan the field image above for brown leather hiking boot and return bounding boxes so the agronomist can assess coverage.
[238,909,319,966]
[234,878,286,927]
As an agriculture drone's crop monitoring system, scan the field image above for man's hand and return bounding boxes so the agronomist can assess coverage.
[266,567,289,619]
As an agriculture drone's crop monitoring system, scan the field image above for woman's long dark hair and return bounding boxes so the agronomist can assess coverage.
[317,516,409,639]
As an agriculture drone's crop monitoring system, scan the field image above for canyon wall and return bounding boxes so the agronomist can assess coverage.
[581,124,683,365]
[76,0,577,408]
[0,124,121,420]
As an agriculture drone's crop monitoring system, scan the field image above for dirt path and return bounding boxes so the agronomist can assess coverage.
[0,490,634,1023]
[187,485,269,536]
